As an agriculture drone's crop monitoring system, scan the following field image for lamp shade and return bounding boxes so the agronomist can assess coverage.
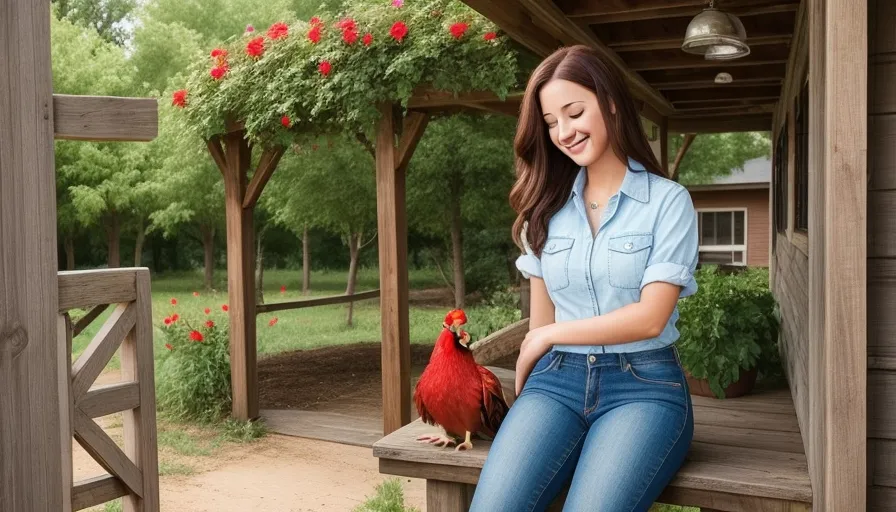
[681,7,750,60]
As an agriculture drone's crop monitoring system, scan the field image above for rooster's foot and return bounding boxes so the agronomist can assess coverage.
[416,433,456,448]
[454,431,474,451]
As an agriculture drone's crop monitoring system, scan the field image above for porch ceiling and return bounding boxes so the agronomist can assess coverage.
[450,0,796,132]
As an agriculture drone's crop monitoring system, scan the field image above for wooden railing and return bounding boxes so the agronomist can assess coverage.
[59,268,159,512]
[255,288,380,315]
[471,318,529,366]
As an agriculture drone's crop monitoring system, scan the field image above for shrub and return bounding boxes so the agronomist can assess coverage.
[353,478,420,512]
[466,286,521,342]
[155,312,232,423]
[676,266,781,398]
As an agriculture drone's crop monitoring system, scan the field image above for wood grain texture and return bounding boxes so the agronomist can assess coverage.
[871,60,896,115]
[206,136,227,175]
[73,409,144,497]
[73,304,110,337]
[869,191,896,257]
[261,410,382,448]
[869,114,896,191]
[58,269,137,311]
[457,0,560,57]
[397,112,429,173]
[223,131,258,421]
[427,480,473,512]
[120,270,159,511]
[376,104,416,434]
[821,0,868,509]
[870,485,896,511]
[71,475,128,511]
[71,303,135,400]
[242,146,285,209]
[52,95,157,142]
[255,289,379,314]
[470,318,528,365]
[77,382,140,419]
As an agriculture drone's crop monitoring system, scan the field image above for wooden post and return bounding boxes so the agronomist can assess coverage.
[426,480,473,512]
[222,132,258,421]
[0,0,66,509]
[377,105,429,435]
[670,133,696,182]
[659,117,669,177]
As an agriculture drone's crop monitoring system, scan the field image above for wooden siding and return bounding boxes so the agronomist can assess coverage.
[689,188,770,267]
[868,0,896,507]
[773,234,810,461]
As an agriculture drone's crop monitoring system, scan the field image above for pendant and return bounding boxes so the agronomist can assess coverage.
[590,201,599,210]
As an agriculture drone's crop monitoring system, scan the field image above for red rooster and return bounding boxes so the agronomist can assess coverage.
[413,309,509,451]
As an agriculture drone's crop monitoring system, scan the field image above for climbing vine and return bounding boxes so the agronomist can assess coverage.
[172,0,519,145]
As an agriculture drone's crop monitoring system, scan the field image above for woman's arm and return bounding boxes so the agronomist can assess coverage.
[527,276,555,330]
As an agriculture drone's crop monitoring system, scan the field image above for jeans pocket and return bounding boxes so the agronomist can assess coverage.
[607,232,652,289]
[529,351,563,378]
[625,361,682,387]
[542,237,574,291]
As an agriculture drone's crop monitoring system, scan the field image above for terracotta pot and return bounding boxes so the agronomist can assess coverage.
[685,366,758,398]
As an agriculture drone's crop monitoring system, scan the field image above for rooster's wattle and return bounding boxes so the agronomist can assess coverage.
[413,309,509,451]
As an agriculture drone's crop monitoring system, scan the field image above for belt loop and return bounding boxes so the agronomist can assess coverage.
[618,352,627,370]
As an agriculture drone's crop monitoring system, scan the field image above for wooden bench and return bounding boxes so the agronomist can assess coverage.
[374,317,812,512]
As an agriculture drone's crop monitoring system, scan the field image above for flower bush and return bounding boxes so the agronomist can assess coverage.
[676,266,781,398]
[156,308,232,423]
[171,0,519,146]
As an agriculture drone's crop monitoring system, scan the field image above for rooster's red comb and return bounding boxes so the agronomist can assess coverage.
[444,309,467,325]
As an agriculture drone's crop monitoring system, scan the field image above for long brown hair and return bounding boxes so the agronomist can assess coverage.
[510,45,665,256]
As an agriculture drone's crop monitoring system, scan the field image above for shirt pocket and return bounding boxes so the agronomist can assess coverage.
[541,237,575,292]
[607,232,653,289]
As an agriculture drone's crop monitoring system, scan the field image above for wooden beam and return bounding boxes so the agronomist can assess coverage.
[53,95,158,142]
[642,64,786,89]
[507,0,674,114]
[625,45,790,71]
[71,303,135,400]
[242,146,285,209]
[256,289,380,314]
[206,136,228,175]
[611,35,791,53]
[660,116,669,176]
[77,382,141,419]
[666,86,782,103]
[376,103,414,435]
[397,113,430,173]
[598,11,796,51]
[72,304,110,337]
[561,0,799,23]
[460,0,561,57]
[817,0,867,508]
[72,475,128,511]
[222,131,258,421]
[73,409,144,498]
[674,103,776,115]
[58,269,137,311]
[0,4,65,508]
[670,133,696,181]
[471,319,529,365]
[668,115,772,133]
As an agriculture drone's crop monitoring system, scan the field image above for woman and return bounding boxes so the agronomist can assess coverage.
[469,45,699,512]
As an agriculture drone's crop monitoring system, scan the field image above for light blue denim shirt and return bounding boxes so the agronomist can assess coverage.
[516,157,698,354]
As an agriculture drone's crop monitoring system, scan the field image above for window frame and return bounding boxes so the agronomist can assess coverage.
[696,207,749,266]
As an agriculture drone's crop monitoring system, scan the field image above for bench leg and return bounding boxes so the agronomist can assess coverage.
[426,480,473,512]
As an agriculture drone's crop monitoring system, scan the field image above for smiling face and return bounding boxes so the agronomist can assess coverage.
[538,79,613,167]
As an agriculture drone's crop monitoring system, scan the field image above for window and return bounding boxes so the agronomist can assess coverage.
[697,209,747,266]
[773,121,788,235]
[794,79,809,232]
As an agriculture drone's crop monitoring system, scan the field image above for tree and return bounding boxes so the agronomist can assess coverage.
[407,114,517,307]
[53,0,137,46]
[264,135,377,326]
[670,131,771,186]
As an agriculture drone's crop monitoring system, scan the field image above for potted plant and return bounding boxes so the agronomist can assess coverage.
[676,265,781,399]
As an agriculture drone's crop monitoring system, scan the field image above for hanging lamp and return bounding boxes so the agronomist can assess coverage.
[681,0,750,60]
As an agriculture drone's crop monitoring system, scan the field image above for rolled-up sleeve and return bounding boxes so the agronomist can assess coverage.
[516,221,543,279]
[640,189,699,297]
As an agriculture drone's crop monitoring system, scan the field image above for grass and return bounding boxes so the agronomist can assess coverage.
[69,267,476,371]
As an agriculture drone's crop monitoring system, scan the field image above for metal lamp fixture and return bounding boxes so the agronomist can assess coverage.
[681,1,750,60]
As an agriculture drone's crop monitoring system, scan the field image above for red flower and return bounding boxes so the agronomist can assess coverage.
[165,343,173,350]
[189,330,204,342]
[483,31,497,41]
[172,89,188,108]
[280,285,287,293]
[164,317,172,325]
[310,16,322,26]
[308,25,322,44]
[362,33,373,46]
[449,22,468,39]
[246,36,265,58]
[390,21,408,42]
[318,61,332,76]
[335,18,356,31]
[245,24,255,33]
[267,22,289,40]
[205,320,215,328]
[210,65,228,80]
[211,48,228,59]
[171,313,180,322]
[222,304,229,312]
[269,317,278,327]
[342,29,358,45]
[204,308,211,315]
[170,298,178,305]
[193,291,200,297]
[282,115,291,128]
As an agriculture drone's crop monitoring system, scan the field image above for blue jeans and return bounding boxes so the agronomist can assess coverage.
[469,345,694,512]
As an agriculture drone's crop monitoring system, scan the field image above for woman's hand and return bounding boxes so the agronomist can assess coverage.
[514,324,556,396]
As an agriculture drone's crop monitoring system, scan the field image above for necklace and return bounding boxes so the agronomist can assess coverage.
[590,201,599,210]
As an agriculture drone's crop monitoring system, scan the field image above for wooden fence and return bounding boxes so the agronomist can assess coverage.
[255,289,380,315]
[59,268,160,511]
